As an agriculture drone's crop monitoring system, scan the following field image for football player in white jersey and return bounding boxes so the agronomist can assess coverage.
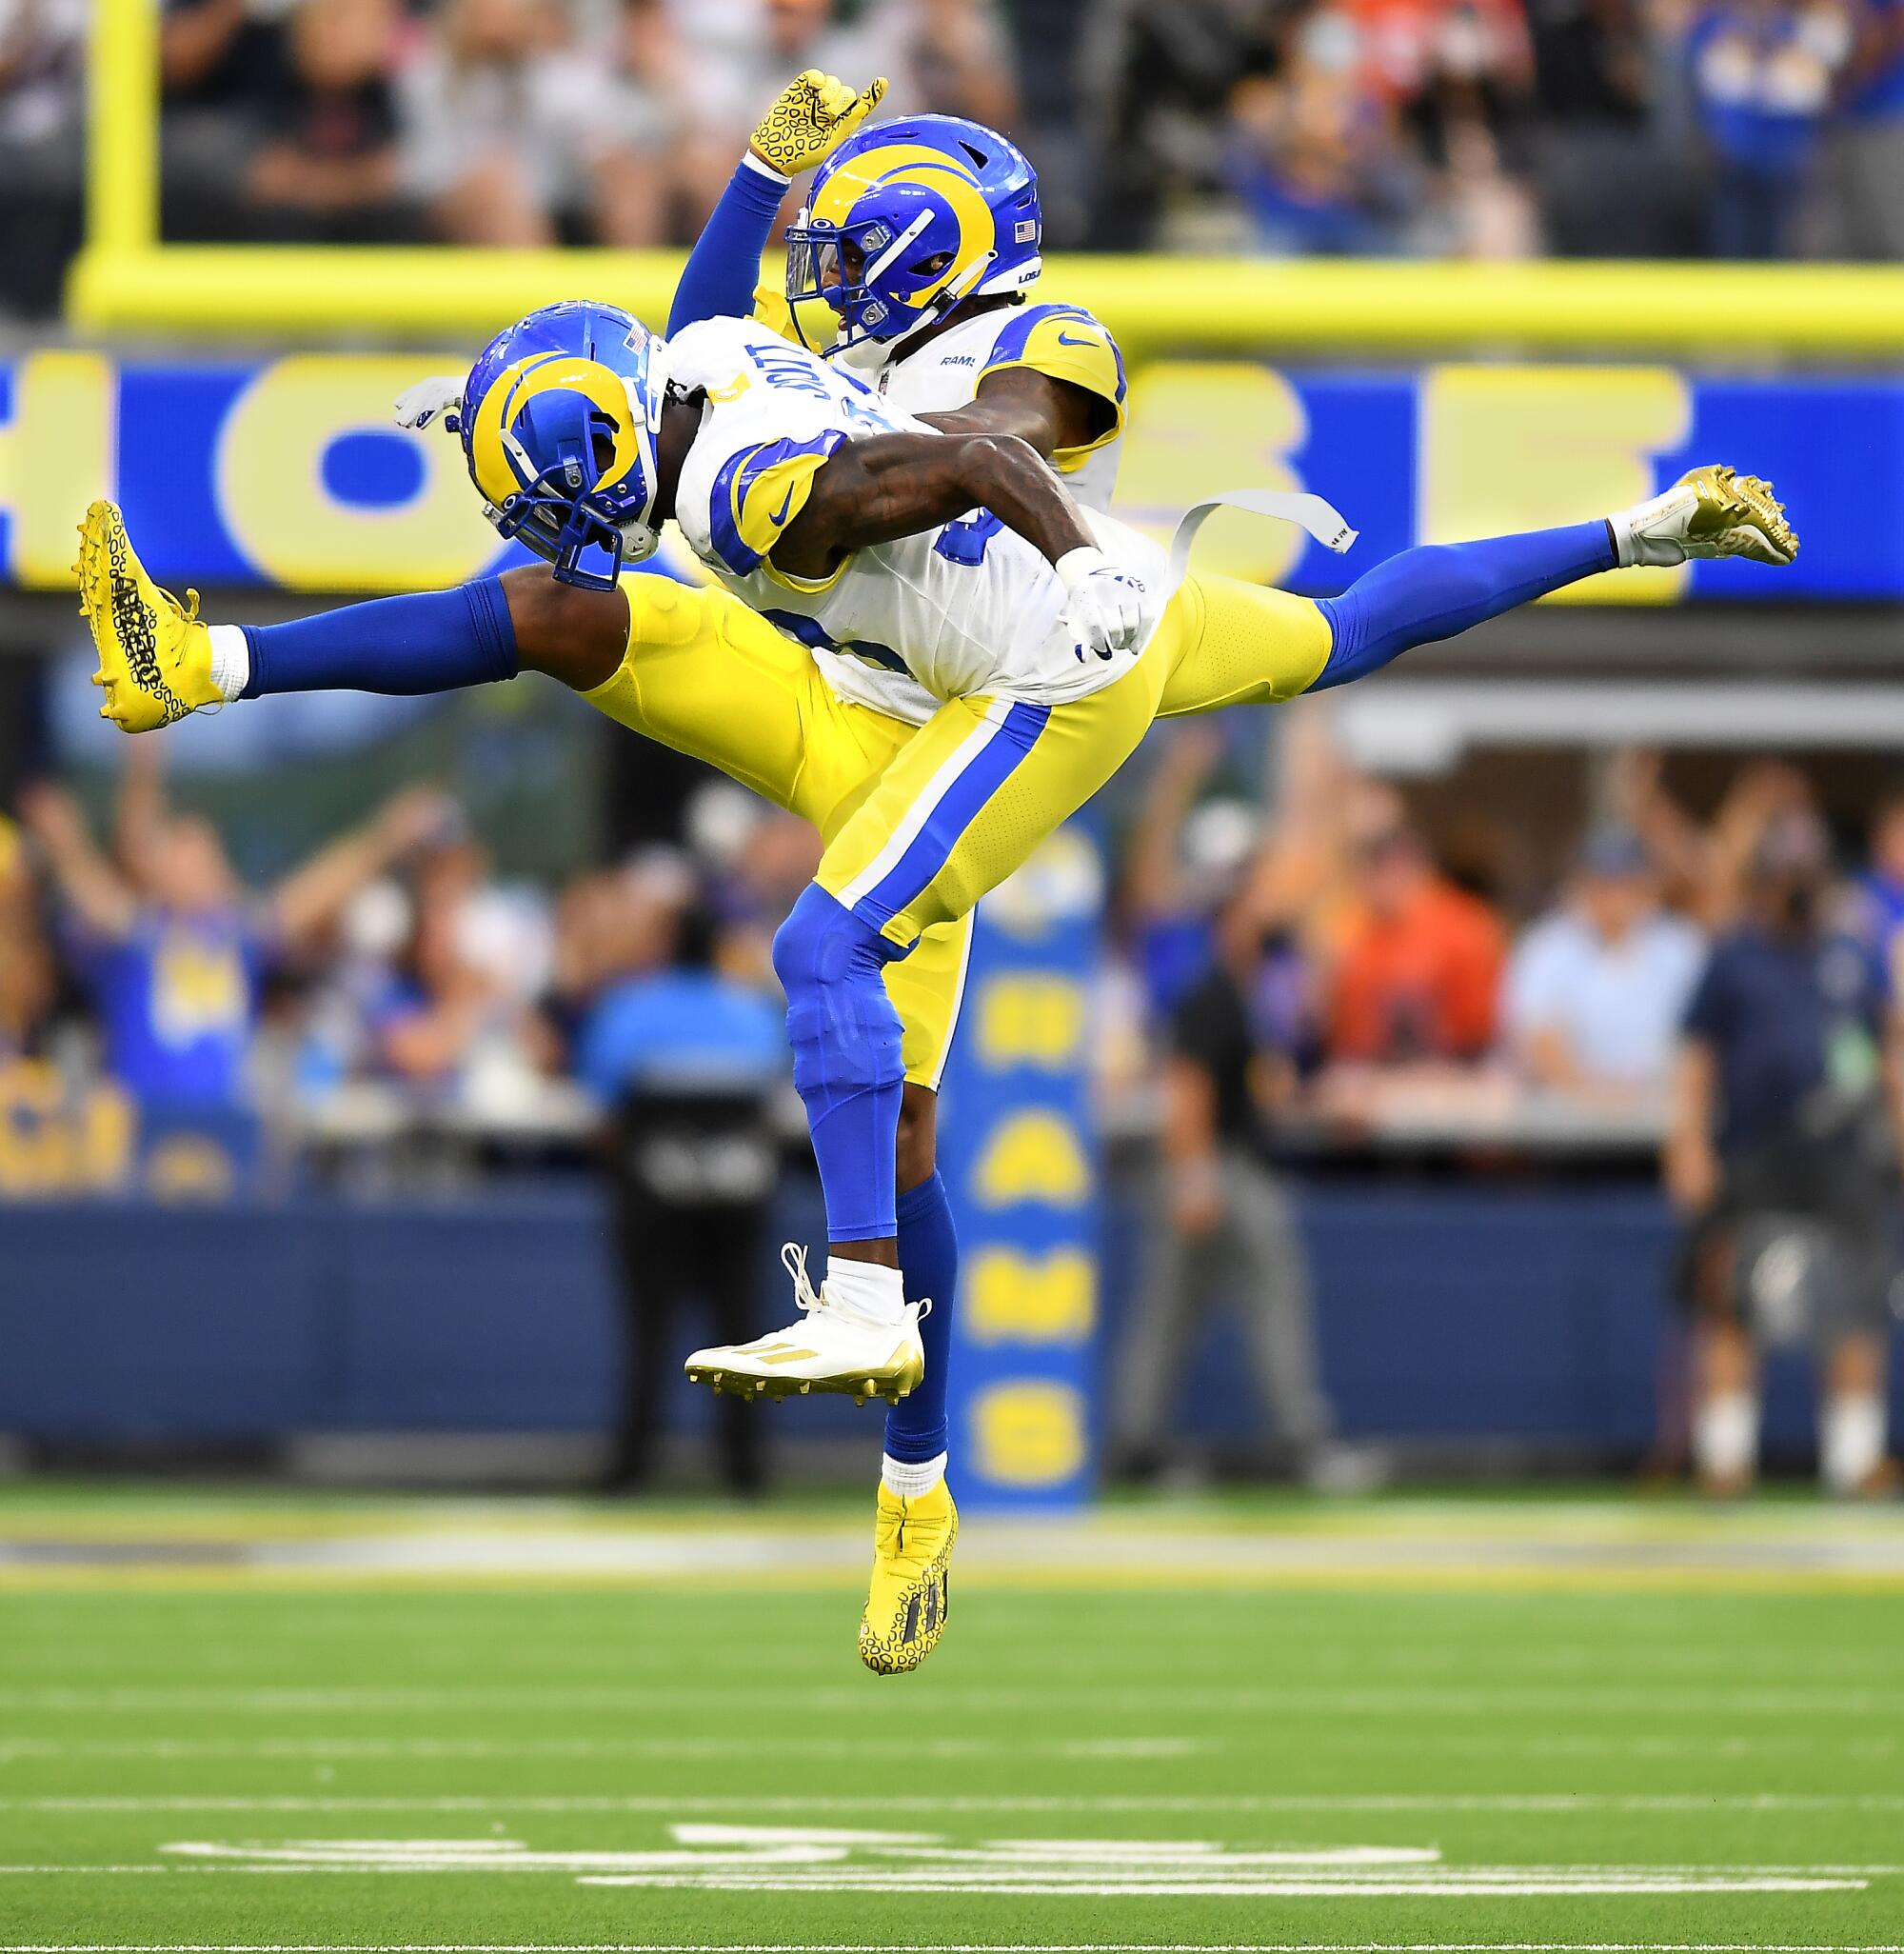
[79,106,1798,1672]
[669,83,1129,584]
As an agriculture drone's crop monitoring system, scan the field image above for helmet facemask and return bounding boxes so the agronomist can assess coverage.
[464,306,671,590]
[785,165,998,353]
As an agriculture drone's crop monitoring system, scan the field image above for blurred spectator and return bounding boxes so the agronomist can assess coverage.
[20,753,446,1111]
[1224,19,1424,255]
[246,0,414,242]
[0,815,50,1063]
[1612,750,1818,930]
[671,0,1020,229]
[0,813,134,1195]
[581,897,784,1495]
[689,793,824,994]
[1846,781,1904,995]
[1811,0,1904,255]
[1351,0,1535,118]
[399,0,654,246]
[1079,0,1284,248]
[162,0,417,243]
[1684,0,1852,257]
[1348,0,1538,254]
[1665,809,1900,1497]
[1522,0,1697,253]
[1121,726,1265,1020]
[1504,827,1705,1102]
[1324,807,1506,1067]
[115,0,1887,263]
[1110,831,1355,1490]
[898,0,1022,130]
[0,0,85,314]
[371,833,561,1101]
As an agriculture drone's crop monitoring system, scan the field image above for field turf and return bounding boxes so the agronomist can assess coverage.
[2,1484,1902,1953]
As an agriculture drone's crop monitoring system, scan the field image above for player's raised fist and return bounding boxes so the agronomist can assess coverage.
[748,70,887,178]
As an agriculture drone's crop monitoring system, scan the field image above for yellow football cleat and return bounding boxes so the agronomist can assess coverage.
[76,500,222,733]
[1614,465,1798,569]
[859,1478,956,1676]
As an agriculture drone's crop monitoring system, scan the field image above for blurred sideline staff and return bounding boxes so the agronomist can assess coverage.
[1666,808,1904,1498]
[577,890,784,1495]
[1110,731,1359,1488]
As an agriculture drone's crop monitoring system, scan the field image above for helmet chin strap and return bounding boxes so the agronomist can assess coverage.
[869,249,1000,359]
[614,349,671,557]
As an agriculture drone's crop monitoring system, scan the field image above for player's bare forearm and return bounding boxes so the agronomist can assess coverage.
[772,429,1094,581]
[916,369,1106,467]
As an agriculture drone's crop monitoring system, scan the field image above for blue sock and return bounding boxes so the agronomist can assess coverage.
[771,884,906,1244]
[241,578,517,699]
[884,1170,959,1463]
[1312,521,1615,690]
[667,156,785,335]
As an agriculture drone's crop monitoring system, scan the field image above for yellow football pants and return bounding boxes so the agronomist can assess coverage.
[581,570,1330,1087]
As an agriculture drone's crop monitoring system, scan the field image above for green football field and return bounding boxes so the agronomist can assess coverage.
[3,1484,1903,1954]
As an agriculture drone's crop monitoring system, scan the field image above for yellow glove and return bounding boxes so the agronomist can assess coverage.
[748,70,887,179]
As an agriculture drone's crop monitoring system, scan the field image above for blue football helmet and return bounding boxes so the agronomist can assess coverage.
[462,300,671,589]
[785,115,1041,350]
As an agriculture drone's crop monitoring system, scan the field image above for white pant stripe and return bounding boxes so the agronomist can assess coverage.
[834,698,1016,916]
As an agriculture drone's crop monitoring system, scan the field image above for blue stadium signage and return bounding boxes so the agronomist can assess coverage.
[0,352,1893,600]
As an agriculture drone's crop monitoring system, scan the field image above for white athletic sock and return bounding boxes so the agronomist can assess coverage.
[207,624,250,702]
[1820,1393,1886,1496]
[882,1451,946,1498]
[1694,1390,1759,1485]
[823,1255,905,1328]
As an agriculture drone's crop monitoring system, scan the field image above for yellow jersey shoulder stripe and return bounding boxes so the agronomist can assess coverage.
[977,303,1127,471]
[706,431,846,576]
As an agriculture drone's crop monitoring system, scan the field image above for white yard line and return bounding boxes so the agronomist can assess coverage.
[4,1685,1903,1715]
[7,1943,1904,1953]
[0,1738,1200,1763]
[8,1794,1904,1813]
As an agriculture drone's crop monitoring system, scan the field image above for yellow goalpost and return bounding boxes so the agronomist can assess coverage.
[69,0,1904,353]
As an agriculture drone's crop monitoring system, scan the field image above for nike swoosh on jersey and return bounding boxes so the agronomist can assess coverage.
[1055,330,1099,348]
[769,481,799,527]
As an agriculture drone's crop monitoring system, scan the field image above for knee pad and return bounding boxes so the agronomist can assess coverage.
[772,886,905,1097]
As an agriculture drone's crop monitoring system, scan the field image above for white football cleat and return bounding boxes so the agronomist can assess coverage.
[684,1244,926,1407]
[1611,464,1797,568]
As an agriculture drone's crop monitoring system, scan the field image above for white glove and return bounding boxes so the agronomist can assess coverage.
[1055,547,1148,663]
[393,374,466,434]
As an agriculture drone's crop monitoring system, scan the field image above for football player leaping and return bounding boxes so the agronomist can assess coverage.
[77,78,1797,1680]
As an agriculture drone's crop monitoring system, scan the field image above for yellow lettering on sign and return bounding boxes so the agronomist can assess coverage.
[971,1110,1091,1208]
[975,975,1087,1070]
[0,352,116,589]
[964,1247,1097,1346]
[0,1061,133,1194]
[216,356,503,591]
[1113,362,1310,588]
[970,1380,1089,1487]
[1419,367,1694,606]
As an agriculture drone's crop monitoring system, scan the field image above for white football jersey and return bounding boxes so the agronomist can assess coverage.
[848,301,1128,514]
[668,316,1168,728]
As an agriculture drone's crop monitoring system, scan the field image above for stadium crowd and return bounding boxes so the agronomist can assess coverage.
[4,0,1902,313]
[3,723,1901,1172]
[5,725,1900,1492]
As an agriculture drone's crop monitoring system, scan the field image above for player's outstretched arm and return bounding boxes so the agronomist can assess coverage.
[666,71,886,337]
[774,429,1091,576]
[777,429,1150,659]
[916,368,1108,473]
